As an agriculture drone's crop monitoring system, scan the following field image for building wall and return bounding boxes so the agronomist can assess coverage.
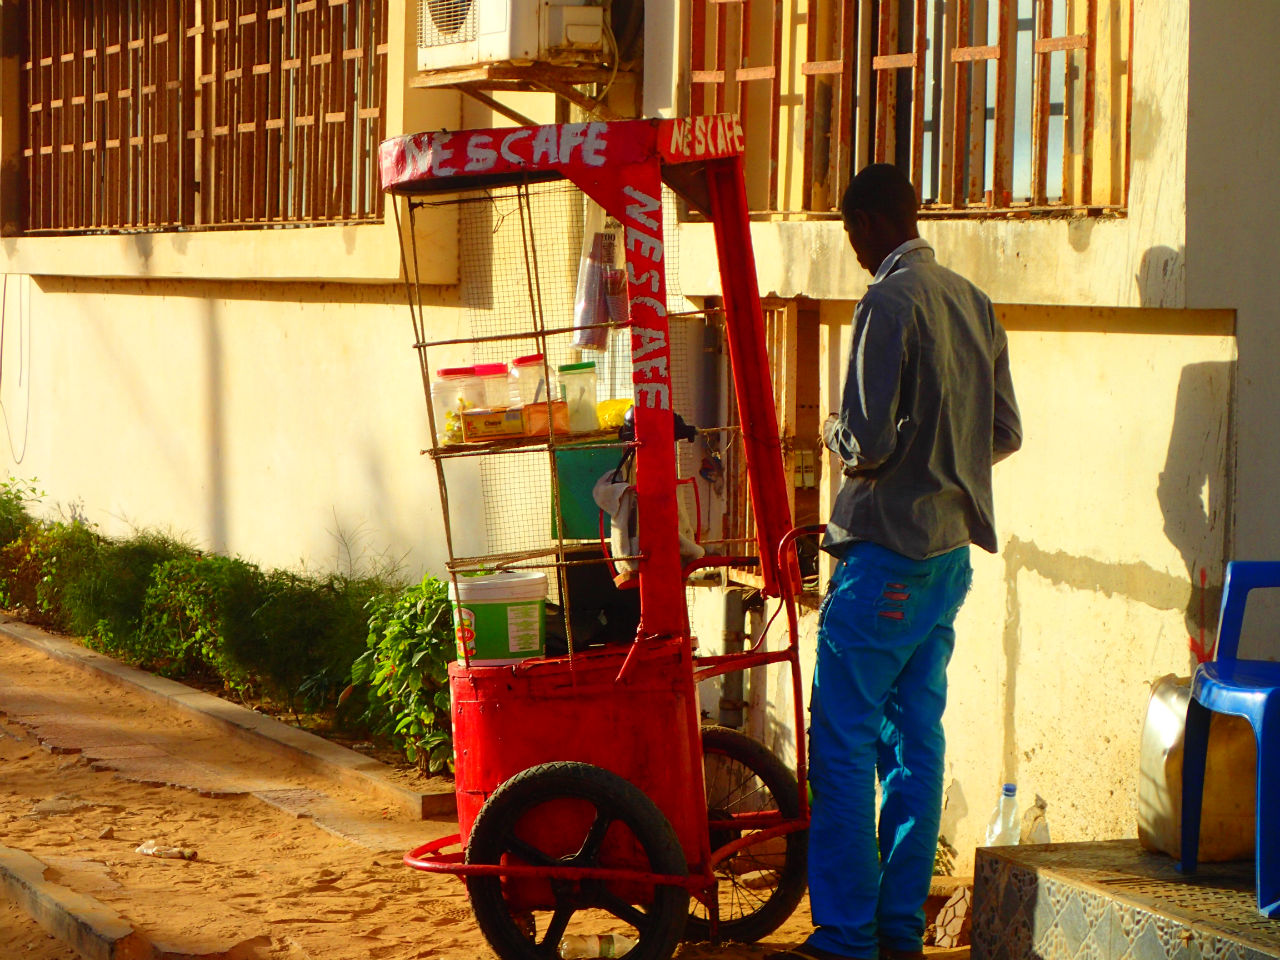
[676,0,1247,873]
[1185,0,1280,655]
[0,1,482,576]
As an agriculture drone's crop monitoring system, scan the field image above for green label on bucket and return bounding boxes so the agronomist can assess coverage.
[454,598,545,661]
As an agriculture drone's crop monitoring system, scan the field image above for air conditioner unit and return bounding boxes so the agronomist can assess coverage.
[418,0,606,73]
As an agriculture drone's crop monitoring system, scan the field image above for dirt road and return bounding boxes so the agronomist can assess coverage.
[0,634,812,959]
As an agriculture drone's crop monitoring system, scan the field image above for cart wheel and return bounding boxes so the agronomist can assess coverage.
[686,726,808,943]
[465,761,690,960]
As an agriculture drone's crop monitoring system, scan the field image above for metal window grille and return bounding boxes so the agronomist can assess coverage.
[18,0,389,234]
[691,0,1131,216]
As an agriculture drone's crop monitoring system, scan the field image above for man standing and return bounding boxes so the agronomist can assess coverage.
[775,164,1021,960]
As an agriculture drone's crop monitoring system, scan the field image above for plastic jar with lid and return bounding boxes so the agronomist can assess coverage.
[509,354,548,406]
[474,363,510,408]
[558,361,600,432]
[430,367,483,445]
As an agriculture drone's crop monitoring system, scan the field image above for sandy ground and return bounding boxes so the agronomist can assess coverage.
[0,635,818,959]
[0,899,73,959]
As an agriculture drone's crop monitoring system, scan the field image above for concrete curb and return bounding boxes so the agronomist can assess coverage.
[0,619,455,820]
[0,844,148,960]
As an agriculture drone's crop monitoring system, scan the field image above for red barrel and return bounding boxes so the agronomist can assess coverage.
[450,639,708,879]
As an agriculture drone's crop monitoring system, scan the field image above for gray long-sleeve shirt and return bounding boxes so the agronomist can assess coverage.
[821,239,1021,560]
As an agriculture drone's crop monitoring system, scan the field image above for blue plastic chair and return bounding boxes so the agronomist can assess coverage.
[1180,560,1280,917]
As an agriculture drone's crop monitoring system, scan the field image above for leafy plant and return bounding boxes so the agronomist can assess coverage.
[136,554,264,687]
[352,576,457,773]
[68,531,197,654]
[0,477,41,549]
[0,520,100,628]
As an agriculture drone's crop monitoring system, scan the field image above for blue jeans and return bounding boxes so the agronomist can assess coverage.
[806,541,972,959]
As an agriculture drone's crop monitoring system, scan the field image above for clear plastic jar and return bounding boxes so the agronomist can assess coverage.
[509,354,547,406]
[474,362,510,408]
[430,367,483,445]
[558,361,600,433]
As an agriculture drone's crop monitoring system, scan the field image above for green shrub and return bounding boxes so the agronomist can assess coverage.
[0,521,100,628]
[0,477,41,549]
[351,576,456,773]
[218,570,395,712]
[67,531,197,655]
[136,554,265,687]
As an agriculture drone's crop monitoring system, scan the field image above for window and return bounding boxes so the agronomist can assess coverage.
[690,0,1131,216]
[713,298,823,595]
[16,0,388,234]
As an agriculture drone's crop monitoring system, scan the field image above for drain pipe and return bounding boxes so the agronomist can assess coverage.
[718,588,747,729]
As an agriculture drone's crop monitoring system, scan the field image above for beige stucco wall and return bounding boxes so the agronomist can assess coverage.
[681,0,1249,873]
[0,275,488,575]
[711,304,1233,873]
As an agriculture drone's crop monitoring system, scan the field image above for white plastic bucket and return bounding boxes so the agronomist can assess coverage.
[449,571,547,665]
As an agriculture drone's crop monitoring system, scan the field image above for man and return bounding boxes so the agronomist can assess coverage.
[774,164,1021,960]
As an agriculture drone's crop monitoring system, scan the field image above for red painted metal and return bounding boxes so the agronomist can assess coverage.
[381,116,810,940]
[450,643,707,866]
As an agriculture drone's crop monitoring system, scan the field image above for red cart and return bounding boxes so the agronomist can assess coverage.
[382,116,818,960]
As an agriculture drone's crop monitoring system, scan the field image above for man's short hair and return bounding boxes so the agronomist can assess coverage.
[842,164,918,227]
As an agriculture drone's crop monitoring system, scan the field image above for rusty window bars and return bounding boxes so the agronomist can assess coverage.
[690,0,1131,216]
[18,0,389,235]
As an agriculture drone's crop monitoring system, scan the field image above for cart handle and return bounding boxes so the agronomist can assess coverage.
[776,524,826,601]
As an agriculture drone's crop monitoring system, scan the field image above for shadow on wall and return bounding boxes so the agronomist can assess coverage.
[995,245,1232,790]
[203,298,229,554]
[1142,246,1232,653]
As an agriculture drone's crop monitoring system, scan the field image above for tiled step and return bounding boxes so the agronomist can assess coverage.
[972,840,1278,960]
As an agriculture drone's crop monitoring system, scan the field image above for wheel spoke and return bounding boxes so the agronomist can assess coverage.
[538,902,577,956]
[573,809,616,864]
[590,884,651,930]
[504,833,559,868]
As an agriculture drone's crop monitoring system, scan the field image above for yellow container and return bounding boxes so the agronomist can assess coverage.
[461,406,525,441]
[1136,673,1256,862]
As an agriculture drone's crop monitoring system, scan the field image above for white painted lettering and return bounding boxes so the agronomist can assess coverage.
[626,227,664,263]
[558,123,586,163]
[631,324,668,359]
[626,262,661,293]
[500,128,531,164]
[404,136,431,176]
[582,122,609,166]
[636,383,671,409]
[694,116,707,154]
[429,135,457,176]
[464,134,497,172]
[633,355,669,377]
[531,125,557,164]
[623,185,660,230]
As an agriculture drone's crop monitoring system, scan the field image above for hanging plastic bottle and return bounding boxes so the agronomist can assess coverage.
[558,932,637,958]
[984,782,1019,846]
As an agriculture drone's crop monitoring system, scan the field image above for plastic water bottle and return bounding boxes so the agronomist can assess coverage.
[558,933,637,958]
[984,782,1019,846]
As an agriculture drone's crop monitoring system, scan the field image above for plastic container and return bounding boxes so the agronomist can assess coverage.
[474,362,510,408]
[449,571,547,665]
[1137,673,1255,861]
[559,932,637,958]
[510,354,548,406]
[430,367,483,445]
[558,361,600,433]
[984,783,1019,846]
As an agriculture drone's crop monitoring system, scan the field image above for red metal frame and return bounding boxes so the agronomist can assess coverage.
[380,115,810,937]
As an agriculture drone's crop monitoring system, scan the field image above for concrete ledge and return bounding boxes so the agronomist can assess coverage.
[0,619,455,820]
[0,844,149,960]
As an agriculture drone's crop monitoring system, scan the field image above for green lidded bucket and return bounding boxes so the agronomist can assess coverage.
[449,571,547,665]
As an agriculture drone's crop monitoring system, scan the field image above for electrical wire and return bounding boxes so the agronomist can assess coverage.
[0,274,30,464]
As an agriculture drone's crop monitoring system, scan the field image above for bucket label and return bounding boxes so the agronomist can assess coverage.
[507,603,541,653]
[455,606,477,658]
